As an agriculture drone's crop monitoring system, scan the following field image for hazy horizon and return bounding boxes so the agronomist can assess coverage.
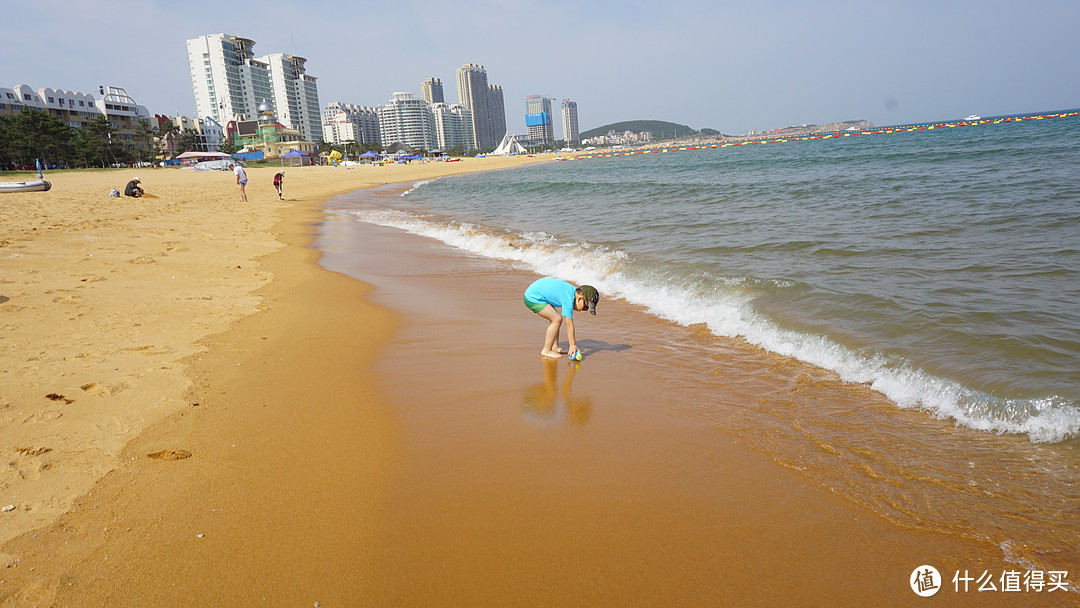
[2,0,1078,137]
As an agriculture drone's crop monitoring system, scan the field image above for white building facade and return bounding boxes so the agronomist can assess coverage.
[1,83,150,143]
[186,34,321,141]
[431,103,475,152]
[321,101,380,145]
[377,92,436,151]
[261,52,322,143]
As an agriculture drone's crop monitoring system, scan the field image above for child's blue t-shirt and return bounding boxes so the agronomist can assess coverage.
[524,277,576,318]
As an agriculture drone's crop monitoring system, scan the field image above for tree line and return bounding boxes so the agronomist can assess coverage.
[0,108,155,171]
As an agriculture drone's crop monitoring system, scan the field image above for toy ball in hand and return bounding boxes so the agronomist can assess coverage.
[569,350,583,361]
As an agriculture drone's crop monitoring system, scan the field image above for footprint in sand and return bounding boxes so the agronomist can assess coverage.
[80,381,130,395]
[95,415,135,435]
[147,449,192,461]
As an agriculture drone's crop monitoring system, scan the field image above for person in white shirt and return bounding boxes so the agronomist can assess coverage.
[228,163,248,202]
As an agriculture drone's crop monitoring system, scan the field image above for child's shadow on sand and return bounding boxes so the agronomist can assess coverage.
[573,339,632,357]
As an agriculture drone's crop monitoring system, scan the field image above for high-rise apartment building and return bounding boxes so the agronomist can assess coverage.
[421,78,444,104]
[321,101,380,145]
[525,95,554,147]
[488,84,506,146]
[431,102,475,152]
[261,53,322,142]
[377,92,436,151]
[561,99,579,145]
[186,34,321,141]
[455,64,506,151]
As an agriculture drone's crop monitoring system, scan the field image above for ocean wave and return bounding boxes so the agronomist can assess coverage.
[349,207,1080,443]
[400,178,439,197]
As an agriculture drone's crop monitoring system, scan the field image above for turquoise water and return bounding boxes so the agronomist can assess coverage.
[345,112,1080,444]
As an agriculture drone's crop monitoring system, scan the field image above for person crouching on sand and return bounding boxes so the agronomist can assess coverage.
[273,170,284,200]
[124,176,143,197]
[523,277,600,358]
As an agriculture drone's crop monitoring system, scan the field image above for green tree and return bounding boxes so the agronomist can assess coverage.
[83,115,119,167]
[217,133,237,155]
[172,130,197,158]
[133,119,156,164]
[3,109,76,168]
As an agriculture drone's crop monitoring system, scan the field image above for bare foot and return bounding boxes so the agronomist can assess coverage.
[540,349,562,359]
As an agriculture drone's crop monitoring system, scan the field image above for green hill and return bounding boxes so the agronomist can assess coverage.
[580,120,710,140]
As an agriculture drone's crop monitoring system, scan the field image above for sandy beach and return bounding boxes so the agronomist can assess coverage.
[0,159,1067,606]
[0,157,543,604]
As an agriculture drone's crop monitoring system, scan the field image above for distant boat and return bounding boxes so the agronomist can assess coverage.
[0,179,51,193]
[965,114,981,121]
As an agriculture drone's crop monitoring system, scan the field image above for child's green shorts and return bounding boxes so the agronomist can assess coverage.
[523,296,547,313]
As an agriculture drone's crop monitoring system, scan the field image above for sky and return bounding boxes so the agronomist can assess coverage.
[3,0,1079,137]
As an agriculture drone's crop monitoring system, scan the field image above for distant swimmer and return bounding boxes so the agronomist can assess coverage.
[523,277,600,359]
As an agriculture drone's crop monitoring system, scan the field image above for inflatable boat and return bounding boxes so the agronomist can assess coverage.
[0,179,52,193]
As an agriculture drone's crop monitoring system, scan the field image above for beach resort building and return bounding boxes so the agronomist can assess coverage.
[0,83,151,144]
[377,92,437,151]
[525,95,554,147]
[431,102,475,152]
[421,78,444,104]
[455,64,507,151]
[322,102,381,146]
[186,34,321,142]
[561,99,579,145]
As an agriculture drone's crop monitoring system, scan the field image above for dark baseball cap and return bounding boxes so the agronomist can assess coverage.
[579,285,599,315]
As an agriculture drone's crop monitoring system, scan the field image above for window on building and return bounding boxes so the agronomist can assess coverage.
[23,94,31,101]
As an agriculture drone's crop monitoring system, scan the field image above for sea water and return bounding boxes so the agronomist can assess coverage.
[328,112,1080,572]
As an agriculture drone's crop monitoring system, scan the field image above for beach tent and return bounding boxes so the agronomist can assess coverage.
[492,133,527,156]
[281,149,309,167]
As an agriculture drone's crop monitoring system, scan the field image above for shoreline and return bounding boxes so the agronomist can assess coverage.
[1,157,1070,605]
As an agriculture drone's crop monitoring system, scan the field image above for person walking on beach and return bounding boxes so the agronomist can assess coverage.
[523,277,600,359]
[229,163,248,202]
[273,170,284,200]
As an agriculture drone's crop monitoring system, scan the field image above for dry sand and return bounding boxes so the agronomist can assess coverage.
[0,157,546,600]
[0,158,1063,606]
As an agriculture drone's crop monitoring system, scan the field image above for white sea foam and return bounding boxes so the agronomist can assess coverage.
[400,178,438,197]
[349,207,1080,443]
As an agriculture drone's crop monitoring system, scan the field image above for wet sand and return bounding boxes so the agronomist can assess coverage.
[0,166,1067,606]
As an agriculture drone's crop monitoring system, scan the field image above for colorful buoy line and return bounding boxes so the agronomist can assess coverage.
[567,111,1079,161]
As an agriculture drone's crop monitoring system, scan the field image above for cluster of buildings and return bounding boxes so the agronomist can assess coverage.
[4,32,585,164]
[582,129,654,147]
[186,33,581,155]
